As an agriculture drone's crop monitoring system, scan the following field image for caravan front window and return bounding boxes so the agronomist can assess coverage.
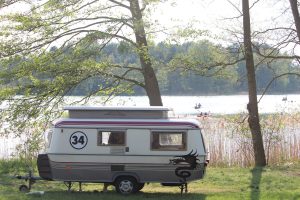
[151,131,186,151]
[97,131,125,146]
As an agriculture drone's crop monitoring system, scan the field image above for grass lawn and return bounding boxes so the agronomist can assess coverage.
[1,164,300,200]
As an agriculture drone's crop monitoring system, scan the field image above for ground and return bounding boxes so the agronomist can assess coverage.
[1,164,300,200]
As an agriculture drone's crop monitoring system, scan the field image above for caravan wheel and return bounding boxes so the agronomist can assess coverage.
[114,176,138,195]
[19,185,29,193]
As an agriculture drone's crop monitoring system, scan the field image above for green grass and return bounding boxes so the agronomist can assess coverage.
[1,163,300,200]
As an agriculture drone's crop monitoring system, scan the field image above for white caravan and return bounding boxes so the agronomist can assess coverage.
[37,106,208,194]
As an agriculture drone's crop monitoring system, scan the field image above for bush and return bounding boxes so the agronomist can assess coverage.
[0,159,36,174]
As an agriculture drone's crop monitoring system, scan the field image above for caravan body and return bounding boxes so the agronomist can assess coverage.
[37,106,208,194]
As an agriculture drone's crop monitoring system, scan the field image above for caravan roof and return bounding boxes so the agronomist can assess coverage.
[64,106,172,119]
[64,106,172,111]
[53,118,200,129]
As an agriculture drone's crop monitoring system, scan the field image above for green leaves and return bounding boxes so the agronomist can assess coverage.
[168,41,238,79]
[0,43,136,130]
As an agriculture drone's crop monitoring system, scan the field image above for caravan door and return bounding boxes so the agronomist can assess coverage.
[125,129,150,155]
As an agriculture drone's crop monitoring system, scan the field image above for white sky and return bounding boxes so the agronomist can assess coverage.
[150,0,291,42]
[153,0,289,28]
[0,0,295,53]
[145,0,297,55]
[1,0,291,33]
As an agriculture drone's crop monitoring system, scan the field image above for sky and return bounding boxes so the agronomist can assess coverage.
[146,0,296,54]
[0,0,291,34]
[153,0,289,29]
[150,1,290,39]
[0,0,296,54]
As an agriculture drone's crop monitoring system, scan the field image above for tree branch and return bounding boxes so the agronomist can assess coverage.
[108,0,130,9]
[258,72,300,103]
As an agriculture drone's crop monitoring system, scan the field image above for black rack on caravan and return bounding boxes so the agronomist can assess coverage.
[18,106,209,195]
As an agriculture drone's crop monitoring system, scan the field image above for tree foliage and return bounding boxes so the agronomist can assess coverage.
[0,0,166,129]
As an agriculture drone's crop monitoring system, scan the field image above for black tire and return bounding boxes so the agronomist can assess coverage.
[136,183,145,192]
[114,176,138,195]
[19,185,29,193]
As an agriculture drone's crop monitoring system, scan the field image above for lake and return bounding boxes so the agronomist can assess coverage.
[82,94,300,115]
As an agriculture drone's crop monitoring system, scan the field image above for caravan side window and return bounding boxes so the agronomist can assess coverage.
[151,131,186,151]
[97,131,125,146]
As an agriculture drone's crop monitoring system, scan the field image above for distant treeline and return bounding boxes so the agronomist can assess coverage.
[62,41,300,95]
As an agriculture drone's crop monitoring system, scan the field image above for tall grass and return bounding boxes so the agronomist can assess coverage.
[0,159,31,174]
[200,112,300,167]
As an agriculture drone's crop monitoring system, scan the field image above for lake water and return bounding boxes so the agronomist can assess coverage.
[86,94,300,115]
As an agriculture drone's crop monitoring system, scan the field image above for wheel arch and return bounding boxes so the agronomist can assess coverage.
[112,172,141,183]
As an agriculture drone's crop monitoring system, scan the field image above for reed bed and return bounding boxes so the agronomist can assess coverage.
[199,113,300,167]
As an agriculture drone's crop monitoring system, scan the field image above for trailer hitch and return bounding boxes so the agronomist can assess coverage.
[15,170,42,192]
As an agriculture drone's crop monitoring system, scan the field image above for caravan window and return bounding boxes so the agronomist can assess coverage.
[151,131,186,151]
[98,131,125,146]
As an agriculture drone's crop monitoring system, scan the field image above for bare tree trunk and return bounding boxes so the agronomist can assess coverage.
[129,0,163,106]
[242,0,266,166]
[289,0,300,41]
